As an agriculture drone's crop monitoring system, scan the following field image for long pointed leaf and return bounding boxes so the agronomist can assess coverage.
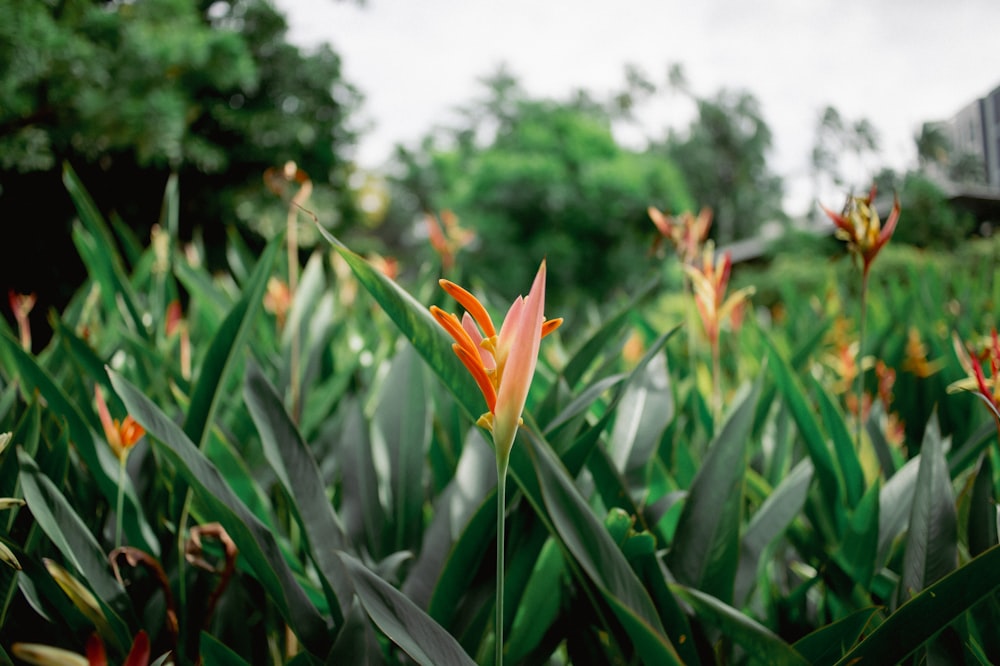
[183,235,279,450]
[108,370,332,656]
[669,378,762,605]
[339,552,476,666]
[243,361,350,626]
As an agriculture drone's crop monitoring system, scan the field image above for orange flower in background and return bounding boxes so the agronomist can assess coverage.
[426,210,475,271]
[263,277,292,329]
[648,206,712,264]
[901,327,943,378]
[821,185,900,277]
[683,244,754,346]
[95,386,145,461]
[430,262,561,459]
[368,253,400,281]
[949,328,1000,423]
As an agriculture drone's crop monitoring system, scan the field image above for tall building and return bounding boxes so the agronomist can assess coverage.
[935,83,1000,190]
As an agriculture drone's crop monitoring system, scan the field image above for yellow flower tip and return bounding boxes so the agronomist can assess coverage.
[0,497,26,510]
[0,431,11,456]
[0,541,22,570]
[11,643,89,666]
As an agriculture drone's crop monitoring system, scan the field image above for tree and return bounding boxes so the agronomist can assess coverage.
[654,89,785,243]
[810,105,882,207]
[0,0,361,331]
[387,70,693,308]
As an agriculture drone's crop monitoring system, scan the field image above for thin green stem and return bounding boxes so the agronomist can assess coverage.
[495,455,509,666]
[712,337,722,426]
[856,270,870,450]
[115,453,127,548]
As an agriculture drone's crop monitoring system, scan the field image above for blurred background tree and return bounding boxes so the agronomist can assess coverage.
[386,67,694,309]
[650,86,787,244]
[0,0,361,334]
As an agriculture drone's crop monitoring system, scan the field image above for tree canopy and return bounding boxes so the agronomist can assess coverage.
[1,0,361,317]
[388,69,694,308]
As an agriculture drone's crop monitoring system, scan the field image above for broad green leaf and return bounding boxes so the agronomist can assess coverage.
[108,370,332,656]
[897,414,957,606]
[761,330,842,523]
[199,632,251,666]
[16,449,133,651]
[314,225,480,418]
[877,453,920,567]
[608,350,673,476]
[669,378,762,605]
[406,429,495,613]
[373,345,431,553]
[505,539,564,665]
[339,552,477,666]
[0,331,158,555]
[834,479,880,590]
[837,545,1000,665]
[183,234,279,451]
[338,397,386,557]
[811,374,864,509]
[792,607,879,666]
[735,459,813,608]
[670,583,810,665]
[968,452,998,557]
[524,430,683,666]
[243,360,350,626]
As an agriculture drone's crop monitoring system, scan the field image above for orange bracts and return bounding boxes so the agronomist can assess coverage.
[430,262,561,459]
[95,386,145,461]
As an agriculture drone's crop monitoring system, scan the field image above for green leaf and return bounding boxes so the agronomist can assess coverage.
[243,360,350,626]
[897,413,957,605]
[373,345,431,553]
[108,370,332,656]
[338,397,387,557]
[63,163,148,339]
[761,330,842,524]
[183,234,279,451]
[339,552,477,666]
[877,454,920,567]
[811,374,864,509]
[199,632,252,666]
[968,452,998,557]
[834,479,880,590]
[735,459,813,608]
[0,331,158,555]
[16,449,133,651]
[608,350,673,476]
[505,538,564,665]
[669,378,762,605]
[670,583,810,665]
[837,545,1000,665]
[524,430,683,666]
[314,226,481,418]
[792,607,879,666]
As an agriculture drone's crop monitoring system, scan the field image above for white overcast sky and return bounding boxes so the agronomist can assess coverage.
[276,0,1000,216]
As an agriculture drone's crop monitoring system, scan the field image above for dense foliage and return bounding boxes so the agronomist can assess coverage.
[0,0,361,332]
[1,168,999,665]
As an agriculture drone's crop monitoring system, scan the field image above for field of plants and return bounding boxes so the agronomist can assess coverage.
[2,165,1000,665]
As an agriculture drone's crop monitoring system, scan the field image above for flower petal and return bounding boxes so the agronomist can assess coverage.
[492,262,546,458]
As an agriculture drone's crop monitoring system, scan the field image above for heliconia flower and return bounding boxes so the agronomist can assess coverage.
[821,185,900,277]
[95,386,145,461]
[8,290,36,351]
[648,206,712,265]
[683,244,754,346]
[949,328,1000,423]
[901,327,942,378]
[426,210,475,271]
[263,277,292,329]
[430,262,561,460]
[12,630,151,666]
[367,253,400,281]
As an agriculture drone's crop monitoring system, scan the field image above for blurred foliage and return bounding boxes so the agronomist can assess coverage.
[388,69,694,311]
[0,0,361,335]
[3,165,1000,665]
[894,174,978,248]
[652,86,787,244]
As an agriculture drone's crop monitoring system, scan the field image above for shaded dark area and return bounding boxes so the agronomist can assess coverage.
[0,0,362,347]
